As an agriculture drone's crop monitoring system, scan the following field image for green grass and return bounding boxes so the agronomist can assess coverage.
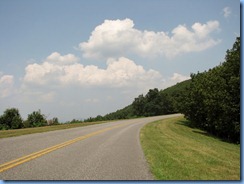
[140,116,240,180]
[0,121,110,139]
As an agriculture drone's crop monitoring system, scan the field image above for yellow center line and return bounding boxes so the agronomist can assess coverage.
[0,122,130,173]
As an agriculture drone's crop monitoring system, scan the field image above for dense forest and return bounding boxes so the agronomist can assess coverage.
[0,37,240,143]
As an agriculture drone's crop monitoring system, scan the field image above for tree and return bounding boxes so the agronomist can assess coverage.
[144,88,173,116]
[181,37,240,143]
[160,79,191,113]
[159,92,174,115]
[48,117,60,125]
[0,116,6,130]
[27,110,47,127]
[52,117,59,125]
[0,108,23,129]
[132,94,146,116]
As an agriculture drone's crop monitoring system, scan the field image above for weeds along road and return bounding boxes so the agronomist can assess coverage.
[0,114,181,180]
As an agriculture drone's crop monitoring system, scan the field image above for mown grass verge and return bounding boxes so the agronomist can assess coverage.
[140,116,240,180]
[0,121,110,139]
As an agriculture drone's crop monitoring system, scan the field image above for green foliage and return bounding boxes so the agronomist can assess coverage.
[0,108,23,130]
[132,87,182,117]
[161,79,191,112]
[144,88,162,116]
[132,94,146,116]
[181,37,240,143]
[23,120,30,128]
[27,110,48,127]
[132,81,192,118]
[104,105,136,120]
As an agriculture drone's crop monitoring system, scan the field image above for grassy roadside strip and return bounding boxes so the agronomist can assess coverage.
[0,121,111,139]
[140,116,240,180]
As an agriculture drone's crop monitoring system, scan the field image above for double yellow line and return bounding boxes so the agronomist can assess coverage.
[0,122,128,173]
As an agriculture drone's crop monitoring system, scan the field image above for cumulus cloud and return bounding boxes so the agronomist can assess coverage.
[223,7,231,18]
[24,52,79,85]
[0,74,15,98]
[23,52,162,89]
[46,52,79,65]
[79,18,221,59]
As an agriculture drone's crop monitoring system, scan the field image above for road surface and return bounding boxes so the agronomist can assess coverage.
[0,114,181,180]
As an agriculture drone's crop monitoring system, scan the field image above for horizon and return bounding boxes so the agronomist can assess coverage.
[0,0,240,122]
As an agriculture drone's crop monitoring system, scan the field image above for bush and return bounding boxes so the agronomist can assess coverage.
[0,108,23,129]
[27,110,47,127]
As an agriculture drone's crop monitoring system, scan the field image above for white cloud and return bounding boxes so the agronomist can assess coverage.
[170,73,190,83]
[0,74,15,98]
[23,52,162,89]
[79,18,221,59]
[24,52,79,85]
[223,7,231,18]
[46,52,79,65]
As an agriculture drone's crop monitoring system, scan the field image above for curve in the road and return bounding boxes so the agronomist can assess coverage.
[0,114,181,180]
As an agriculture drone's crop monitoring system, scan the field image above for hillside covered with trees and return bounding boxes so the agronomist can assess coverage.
[84,80,191,122]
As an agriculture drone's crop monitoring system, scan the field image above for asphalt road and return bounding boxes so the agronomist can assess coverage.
[0,114,181,180]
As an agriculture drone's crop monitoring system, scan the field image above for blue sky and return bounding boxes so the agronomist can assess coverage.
[0,0,240,122]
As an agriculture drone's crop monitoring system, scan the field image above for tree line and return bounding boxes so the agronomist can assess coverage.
[0,109,59,130]
[83,80,191,122]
